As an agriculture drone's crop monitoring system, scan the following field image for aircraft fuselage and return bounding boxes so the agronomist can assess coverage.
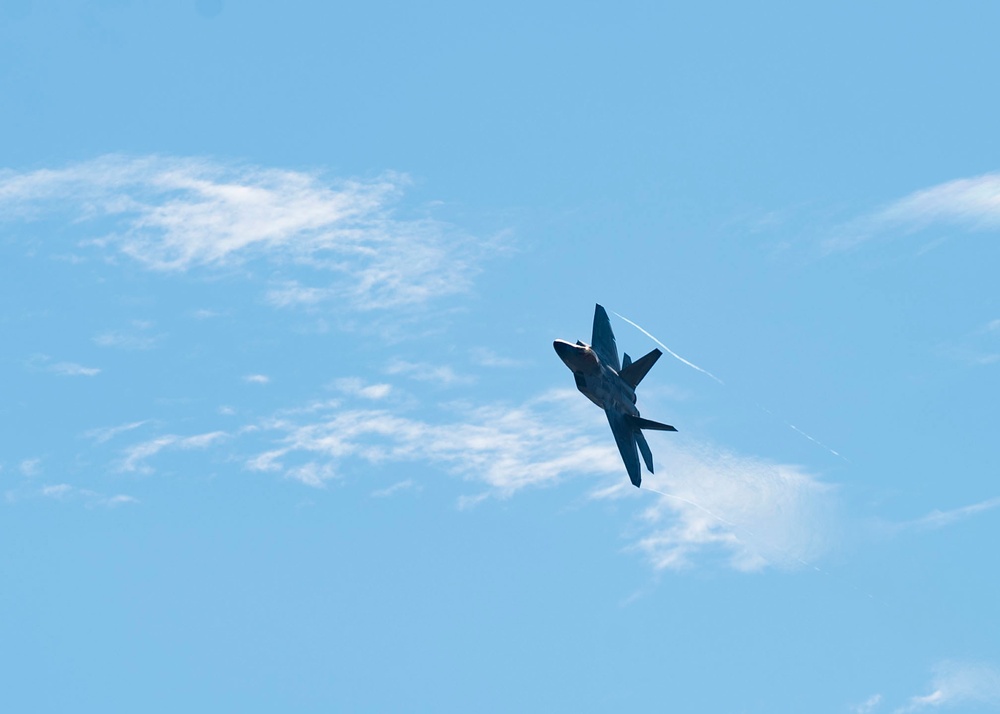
[553,339,638,417]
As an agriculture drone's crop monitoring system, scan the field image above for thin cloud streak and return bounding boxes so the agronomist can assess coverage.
[25,354,101,377]
[333,378,393,400]
[385,359,475,386]
[83,420,149,444]
[0,155,498,311]
[852,694,883,714]
[895,661,1000,713]
[894,497,1000,532]
[93,324,161,350]
[49,361,101,377]
[119,431,227,473]
[596,440,838,572]
[371,479,416,498]
[242,387,836,571]
[246,389,618,496]
[827,172,1000,252]
[39,483,138,508]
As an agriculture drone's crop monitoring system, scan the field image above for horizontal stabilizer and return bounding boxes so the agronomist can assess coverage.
[626,415,677,432]
[618,348,662,388]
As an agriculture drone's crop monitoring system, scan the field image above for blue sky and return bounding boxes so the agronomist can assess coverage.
[3,2,1000,712]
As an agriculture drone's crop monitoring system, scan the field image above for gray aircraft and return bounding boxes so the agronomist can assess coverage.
[553,304,676,488]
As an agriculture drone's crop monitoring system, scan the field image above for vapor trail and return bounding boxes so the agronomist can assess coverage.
[614,310,848,461]
[642,486,739,529]
[642,487,862,590]
[612,311,725,385]
[756,404,849,463]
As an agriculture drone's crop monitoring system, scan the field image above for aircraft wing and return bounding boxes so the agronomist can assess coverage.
[591,304,620,372]
[606,407,641,488]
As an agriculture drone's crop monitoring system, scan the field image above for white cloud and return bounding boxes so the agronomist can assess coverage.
[469,347,527,368]
[852,694,883,714]
[896,497,1000,531]
[19,458,41,476]
[371,479,416,498]
[192,308,223,319]
[596,441,838,572]
[244,389,836,570]
[285,462,338,488]
[243,374,270,385]
[83,420,149,444]
[93,321,161,350]
[385,358,475,386]
[875,174,1000,232]
[0,155,497,311]
[247,390,620,498]
[265,281,334,308]
[937,319,1000,368]
[38,483,138,508]
[25,354,101,376]
[896,661,1000,712]
[49,361,101,377]
[827,173,1000,252]
[41,484,72,499]
[333,377,392,400]
[119,431,227,473]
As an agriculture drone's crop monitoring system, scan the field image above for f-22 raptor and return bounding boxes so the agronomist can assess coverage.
[553,304,676,488]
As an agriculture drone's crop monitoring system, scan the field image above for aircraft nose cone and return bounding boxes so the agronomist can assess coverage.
[553,339,574,360]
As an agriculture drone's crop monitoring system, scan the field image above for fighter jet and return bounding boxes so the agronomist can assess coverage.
[553,304,676,488]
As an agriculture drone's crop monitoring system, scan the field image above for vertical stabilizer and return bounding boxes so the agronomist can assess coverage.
[618,348,662,388]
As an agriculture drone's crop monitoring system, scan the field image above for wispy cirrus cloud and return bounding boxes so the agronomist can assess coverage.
[937,318,1000,367]
[385,358,475,386]
[333,377,393,400]
[827,172,1000,252]
[26,354,101,376]
[852,694,883,714]
[371,479,417,498]
[0,154,498,311]
[246,389,621,495]
[895,661,1000,713]
[594,441,838,572]
[892,497,1000,532]
[93,320,162,350]
[243,374,270,385]
[239,387,837,570]
[119,430,228,473]
[49,361,101,377]
[40,483,138,508]
[469,347,527,368]
[83,420,149,444]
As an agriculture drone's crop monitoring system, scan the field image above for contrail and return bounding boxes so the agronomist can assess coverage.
[612,311,725,385]
[643,486,739,529]
[614,310,848,461]
[756,404,850,463]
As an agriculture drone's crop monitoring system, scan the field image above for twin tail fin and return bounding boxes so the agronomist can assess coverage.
[618,348,662,388]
